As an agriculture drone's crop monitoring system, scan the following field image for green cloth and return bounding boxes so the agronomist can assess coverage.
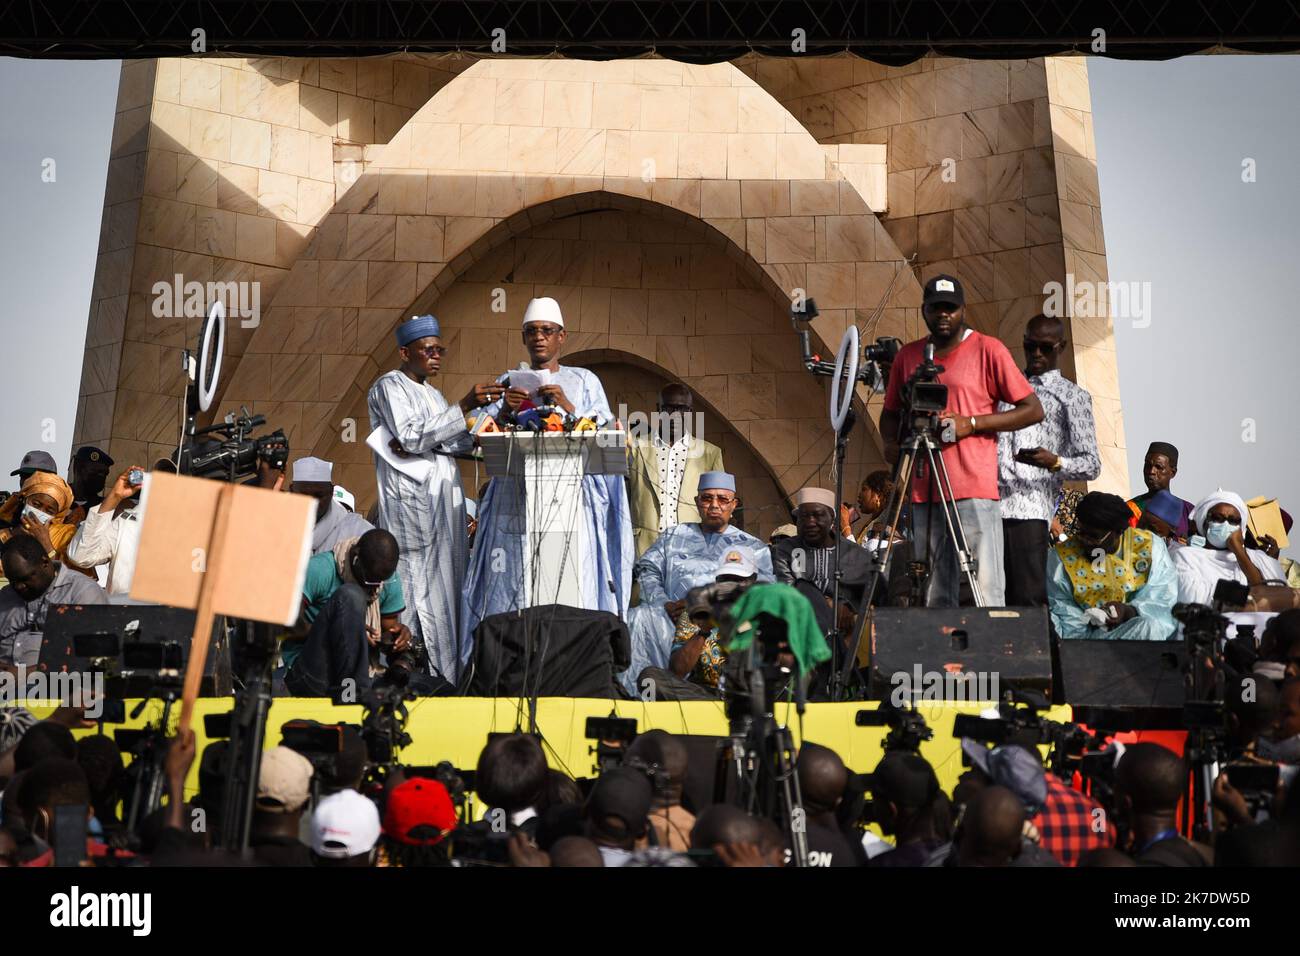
[723,583,829,676]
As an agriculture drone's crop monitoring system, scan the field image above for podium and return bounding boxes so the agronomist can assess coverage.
[478,430,626,609]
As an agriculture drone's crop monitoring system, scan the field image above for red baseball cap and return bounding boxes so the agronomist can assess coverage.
[383,778,458,845]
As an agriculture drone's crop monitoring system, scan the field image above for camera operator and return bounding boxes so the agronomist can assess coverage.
[879,275,1043,607]
[282,529,412,698]
[1114,743,1210,866]
[625,730,694,851]
[637,551,764,701]
[796,742,867,866]
[864,751,950,867]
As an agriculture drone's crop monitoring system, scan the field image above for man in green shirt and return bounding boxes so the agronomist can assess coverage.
[283,529,410,698]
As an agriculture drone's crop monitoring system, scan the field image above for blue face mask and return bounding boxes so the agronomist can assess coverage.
[1204,520,1235,549]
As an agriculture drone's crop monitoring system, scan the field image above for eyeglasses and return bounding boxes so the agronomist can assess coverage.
[1022,340,1058,354]
[524,325,562,338]
[698,495,736,506]
[1207,515,1242,526]
[406,344,447,357]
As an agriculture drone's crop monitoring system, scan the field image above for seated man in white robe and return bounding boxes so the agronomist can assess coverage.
[1172,490,1295,636]
[369,314,505,684]
[464,297,634,659]
[291,456,373,556]
[622,471,773,696]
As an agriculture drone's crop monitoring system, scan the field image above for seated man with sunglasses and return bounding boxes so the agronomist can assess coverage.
[997,313,1101,607]
[1046,492,1177,641]
[282,528,412,697]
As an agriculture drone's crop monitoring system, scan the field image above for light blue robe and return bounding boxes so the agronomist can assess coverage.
[368,370,472,682]
[1046,533,1178,641]
[464,365,634,665]
[623,522,774,695]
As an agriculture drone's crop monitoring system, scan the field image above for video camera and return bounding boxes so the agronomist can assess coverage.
[899,342,953,443]
[855,699,933,754]
[790,296,901,394]
[180,409,288,483]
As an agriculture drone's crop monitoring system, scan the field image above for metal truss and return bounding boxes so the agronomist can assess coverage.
[1,1,1298,60]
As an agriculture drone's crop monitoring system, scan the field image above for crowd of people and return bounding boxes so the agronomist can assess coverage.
[0,275,1298,867]
[0,683,1296,867]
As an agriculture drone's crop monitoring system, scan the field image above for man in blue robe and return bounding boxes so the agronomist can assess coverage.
[622,471,773,696]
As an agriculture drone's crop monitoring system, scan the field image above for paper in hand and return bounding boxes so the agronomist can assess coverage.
[507,367,552,397]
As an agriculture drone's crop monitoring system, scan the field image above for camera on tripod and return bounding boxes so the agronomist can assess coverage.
[901,344,954,442]
[180,409,288,483]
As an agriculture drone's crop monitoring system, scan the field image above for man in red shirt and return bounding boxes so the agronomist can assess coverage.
[880,275,1043,606]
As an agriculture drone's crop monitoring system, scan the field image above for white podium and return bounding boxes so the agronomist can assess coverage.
[478,430,627,609]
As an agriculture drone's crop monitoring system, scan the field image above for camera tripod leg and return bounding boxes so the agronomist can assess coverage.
[772,723,810,868]
[921,438,985,607]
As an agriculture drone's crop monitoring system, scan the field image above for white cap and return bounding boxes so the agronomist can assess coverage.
[311,789,381,859]
[292,456,333,483]
[333,485,355,511]
[522,296,564,329]
[714,548,759,581]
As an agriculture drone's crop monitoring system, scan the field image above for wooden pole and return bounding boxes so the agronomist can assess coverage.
[178,483,234,734]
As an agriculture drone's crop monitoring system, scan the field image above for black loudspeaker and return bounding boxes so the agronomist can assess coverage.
[1057,639,1186,710]
[867,607,1052,700]
[37,604,232,697]
[466,605,630,698]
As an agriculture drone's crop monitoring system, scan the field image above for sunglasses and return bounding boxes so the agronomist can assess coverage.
[406,344,447,357]
[1022,340,1059,354]
[1207,515,1242,526]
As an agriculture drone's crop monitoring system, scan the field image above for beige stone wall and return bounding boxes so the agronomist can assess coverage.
[76,51,1126,509]
[740,53,1127,493]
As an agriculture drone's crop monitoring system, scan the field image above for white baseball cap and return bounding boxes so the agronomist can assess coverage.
[714,549,758,581]
[311,789,381,859]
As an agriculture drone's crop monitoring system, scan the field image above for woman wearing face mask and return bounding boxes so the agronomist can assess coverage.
[0,473,84,580]
[1171,490,1289,608]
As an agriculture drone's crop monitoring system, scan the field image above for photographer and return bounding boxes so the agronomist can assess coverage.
[1114,743,1210,866]
[796,743,867,866]
[64,463,147,595]
[282,529,412,698]
[865,751,950,867]
[878,275,1043,607]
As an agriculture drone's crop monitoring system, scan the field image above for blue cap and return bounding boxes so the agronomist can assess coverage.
[396,314,441,347]
[1145,489,1183,528]
[697,471,735,493]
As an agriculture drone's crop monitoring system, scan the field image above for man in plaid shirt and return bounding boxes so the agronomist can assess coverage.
[1033,772,1114,866]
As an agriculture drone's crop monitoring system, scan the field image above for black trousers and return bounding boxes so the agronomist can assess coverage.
[1002,518,1049,607]
[285,583,372,698]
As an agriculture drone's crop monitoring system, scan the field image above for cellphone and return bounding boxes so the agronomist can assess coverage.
[1226,763,1280,792]
[128,468,145,486]
[52,804,88,868]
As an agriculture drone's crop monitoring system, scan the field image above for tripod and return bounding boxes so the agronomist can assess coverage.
[836,414,985,699]
[713,634,810,867]
[218,620,278,856]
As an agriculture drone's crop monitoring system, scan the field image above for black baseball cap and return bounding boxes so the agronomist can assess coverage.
[922,274,965,308]
[72,446,114,468]
[10,450,57,478]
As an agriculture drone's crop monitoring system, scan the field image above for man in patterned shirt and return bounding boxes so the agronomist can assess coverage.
[997,314,1101,606]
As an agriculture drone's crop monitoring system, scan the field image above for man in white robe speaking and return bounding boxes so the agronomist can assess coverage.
[463,297,635,661]
[368,314,505,685]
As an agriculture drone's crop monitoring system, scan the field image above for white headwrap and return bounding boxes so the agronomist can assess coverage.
[1191,489,1248,534]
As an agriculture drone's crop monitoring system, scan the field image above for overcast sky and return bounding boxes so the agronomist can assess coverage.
[1,54,1297,551]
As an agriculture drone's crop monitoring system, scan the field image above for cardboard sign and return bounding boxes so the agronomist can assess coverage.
[130,472,314,627]
[1245,496,1289,551]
